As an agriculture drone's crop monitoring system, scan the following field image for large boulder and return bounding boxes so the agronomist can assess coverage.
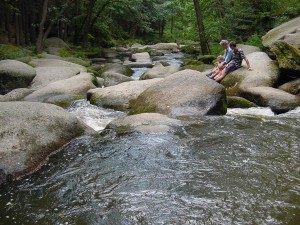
[140,62,180,80]
[0,102,93,184]
[221,52,279,96]
[0,88,33,102]
[43,37,69,49]
[30,67,80,90]
[129,69,227,118]
[0,60,36,94]
[87,78,162,111]
[241,86,300,113]
[262,16,300,48]
[30,58,87,73]
[24,73,98,102]
[106,113,182,133]
[269,41,300,72]
[237,44,262,55]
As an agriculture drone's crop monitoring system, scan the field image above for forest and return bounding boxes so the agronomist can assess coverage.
[0,0,300,54]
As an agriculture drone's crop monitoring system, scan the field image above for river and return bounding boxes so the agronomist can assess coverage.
[0,53,299,225]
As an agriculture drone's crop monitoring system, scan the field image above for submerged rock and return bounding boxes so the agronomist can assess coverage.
[130,69,227,117]
[0,60,36,94]
[107,113,182,133]
[0,102,93,185]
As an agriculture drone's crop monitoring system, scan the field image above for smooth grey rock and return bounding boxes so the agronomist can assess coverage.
[30,58,87,73]
[102,72,134,87]
[87,78,162,110]
[0,60,36,94]
[25,73,97,102]
[140,63,180,80]
[0,88,33,102]
[278,79,300,95]
[31,67,80,90]
[130,69,227,117]
[262,16,300,48]
[0,101,93,184]
[242,86,300,113]
[43,37,69,49]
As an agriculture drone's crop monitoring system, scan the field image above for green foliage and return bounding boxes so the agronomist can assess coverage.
[0,45,31,60]
[244,34,264,49]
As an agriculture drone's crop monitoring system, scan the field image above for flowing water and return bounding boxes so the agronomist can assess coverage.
[0,104,299,225]
[0,53,299,225]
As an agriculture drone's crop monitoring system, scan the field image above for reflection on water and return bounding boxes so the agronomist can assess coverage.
[0,108,299,225]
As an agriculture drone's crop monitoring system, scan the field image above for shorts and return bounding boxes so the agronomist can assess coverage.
[225,63,239,75]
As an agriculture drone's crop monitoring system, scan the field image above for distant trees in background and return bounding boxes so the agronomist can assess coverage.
[0,0,299,50]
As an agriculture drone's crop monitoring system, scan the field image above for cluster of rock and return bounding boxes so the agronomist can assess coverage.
[1,17,300,185]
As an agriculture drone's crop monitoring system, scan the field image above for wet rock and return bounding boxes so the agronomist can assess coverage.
[29,58,87,73]
[0,60,36,94]
[140,62,180,80]
[30,67,80,90]
[0,101,94,185]
[0,88,34,102]
[129,69,227,117]
[278,79,300,95]
[45,94,84,108]
[25,73,98,102]
[241,86,300,113]
[107,113,182,133]
[87,78,162,111]
[227,96,258,108]
[262,16,300,48]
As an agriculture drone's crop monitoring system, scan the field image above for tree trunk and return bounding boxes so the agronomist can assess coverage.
[193,0,209,55]
[82,0,96,47]
[36,0,49,53]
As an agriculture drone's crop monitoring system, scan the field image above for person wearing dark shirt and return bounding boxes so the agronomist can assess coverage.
[214,41,252,82]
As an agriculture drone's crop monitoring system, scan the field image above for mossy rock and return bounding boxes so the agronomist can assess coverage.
[197,55,217,64]
[129,90,159,115]
[227,96,258,108]
[43,37,69,49]
[180,45,200,54]
[45,94,85,108]
[87,68,101,77]
[270,41,300,71]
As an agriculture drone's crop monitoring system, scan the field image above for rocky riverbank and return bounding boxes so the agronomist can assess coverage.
[1,17,300,185]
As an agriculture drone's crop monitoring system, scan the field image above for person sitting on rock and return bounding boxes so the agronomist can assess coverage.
[206,39,233,78]
[213,41,252,82]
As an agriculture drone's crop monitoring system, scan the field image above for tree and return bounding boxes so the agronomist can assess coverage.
[36,0,49,53]
[193,0,209,55]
